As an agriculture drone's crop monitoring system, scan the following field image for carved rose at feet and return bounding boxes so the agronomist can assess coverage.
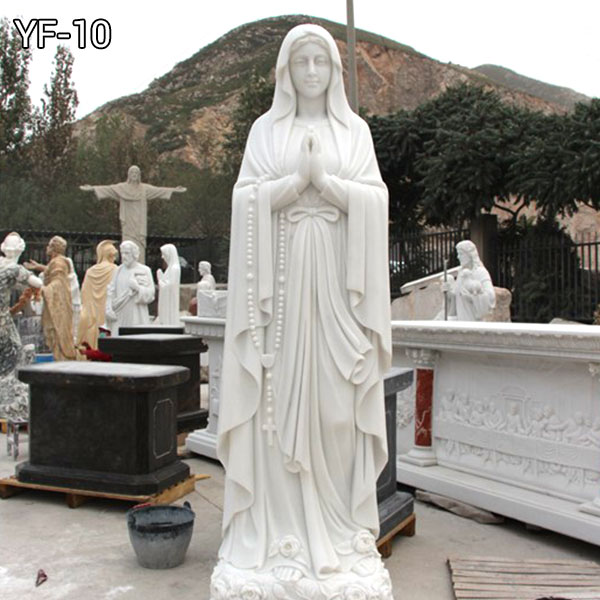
[240,583,266,600]
[278,535,302,559]
[351,531,377,555]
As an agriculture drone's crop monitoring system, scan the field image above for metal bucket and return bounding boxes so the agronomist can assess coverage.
[127,501,195,569]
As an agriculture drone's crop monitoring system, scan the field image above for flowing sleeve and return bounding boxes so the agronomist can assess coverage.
[89,185,122,200]
[143,184,178,201]
[218,116,278,528]
[16,264,32,284]
[341,117,392,530]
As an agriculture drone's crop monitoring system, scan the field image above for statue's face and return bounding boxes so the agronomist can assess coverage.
[457,248,470,267]
[128,167,141,184]
[289,41,331,101]
[46,242,56,258]
[121,246,135,267]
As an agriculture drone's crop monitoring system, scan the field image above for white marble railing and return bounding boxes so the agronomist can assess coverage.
[392,320,600,545]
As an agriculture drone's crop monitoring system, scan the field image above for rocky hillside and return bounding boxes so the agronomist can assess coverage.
[76,14,589,171]
[474,64,590,112]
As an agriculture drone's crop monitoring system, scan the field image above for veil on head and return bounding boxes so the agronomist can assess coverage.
[270,24,353,128]
[160,243,179,268]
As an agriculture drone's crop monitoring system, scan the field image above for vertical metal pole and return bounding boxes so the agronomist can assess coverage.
[346,0,359,113]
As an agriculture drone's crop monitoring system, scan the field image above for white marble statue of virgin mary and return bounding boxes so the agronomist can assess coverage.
[212,24,393,600]
[157,243,181,325]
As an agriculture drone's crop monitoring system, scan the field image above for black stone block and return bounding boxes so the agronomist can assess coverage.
[119,325,185,335]
[377,367,414,536]
[16,362,191,495]
[99,334,207,432]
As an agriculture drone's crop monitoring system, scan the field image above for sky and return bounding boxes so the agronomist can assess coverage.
[3,0,600,119]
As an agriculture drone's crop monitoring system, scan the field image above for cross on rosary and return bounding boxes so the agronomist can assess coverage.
[262,418,277,446]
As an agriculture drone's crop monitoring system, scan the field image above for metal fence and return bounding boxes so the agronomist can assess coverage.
[497,231,600,323]
[1,230,230,285]
[5,227,599,323]
[392,227,600,323]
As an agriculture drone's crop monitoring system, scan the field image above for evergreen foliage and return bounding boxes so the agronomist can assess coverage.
[0,18,32,170]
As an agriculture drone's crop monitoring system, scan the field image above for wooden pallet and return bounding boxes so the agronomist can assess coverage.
[449,556,600,600]
[0,474,209,509]
[376,512,416,558]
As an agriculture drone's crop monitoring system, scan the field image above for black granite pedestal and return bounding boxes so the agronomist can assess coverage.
[119,324,185,335]
[99,334,207,433]
[377,367,415,542]
[16,361,190,495]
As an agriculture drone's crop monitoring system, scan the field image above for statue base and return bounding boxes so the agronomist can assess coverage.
[210,559,394,600]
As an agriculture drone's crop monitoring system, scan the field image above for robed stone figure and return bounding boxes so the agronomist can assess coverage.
[211,24,393,600]
[80,165,186,261]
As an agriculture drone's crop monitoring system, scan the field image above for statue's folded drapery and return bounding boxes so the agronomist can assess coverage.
[218,103,391,577]
[42,255,76,360]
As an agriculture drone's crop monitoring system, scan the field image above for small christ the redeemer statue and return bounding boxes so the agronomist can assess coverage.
[80,165,186,262]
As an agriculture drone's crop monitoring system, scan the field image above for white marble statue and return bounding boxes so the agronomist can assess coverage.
[197,261,216,291]
[157,243,181,325]
[105,240,155,335]
[211,24,393,600]
[0,232,42,419]
[442,240,496,321]
[80,166,186,261]
[196,261,227,318]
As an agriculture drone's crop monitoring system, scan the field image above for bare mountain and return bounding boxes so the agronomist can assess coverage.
[474,64,590,112]
[76,15,587,171]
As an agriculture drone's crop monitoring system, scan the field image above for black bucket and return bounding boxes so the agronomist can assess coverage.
[127,501,195,569]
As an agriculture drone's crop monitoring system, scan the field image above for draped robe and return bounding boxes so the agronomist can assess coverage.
[42,255,76,361]
[77,247,117,349]
[157,244,181,325]
[217,108,392,578]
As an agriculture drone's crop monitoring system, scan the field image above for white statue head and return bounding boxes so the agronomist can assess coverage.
[1,231,26,262]
[198,260,212,276]
[120,240,140,267]
[289,35,332,102]
[127,165,141,184]
[160,243,179,268]
[456,240,482,269]
[271,24,353,124]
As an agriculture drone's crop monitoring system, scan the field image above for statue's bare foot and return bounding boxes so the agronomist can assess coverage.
[352,556,378,576]
[272,566,303,582]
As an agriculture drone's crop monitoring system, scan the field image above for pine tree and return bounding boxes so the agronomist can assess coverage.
[0,18,33,170]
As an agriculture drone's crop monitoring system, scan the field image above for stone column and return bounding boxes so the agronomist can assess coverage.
[579,362,600,517]
[398,348,439,467]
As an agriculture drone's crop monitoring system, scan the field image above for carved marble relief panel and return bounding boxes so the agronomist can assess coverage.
[432,353,600,500]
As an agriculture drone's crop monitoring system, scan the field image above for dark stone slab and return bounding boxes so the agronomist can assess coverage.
[119,325,185,336]
[18,361,189,391]
[98,335,207,433]
[377,367,414,538]
[16,361,190,495]
[378,490,414,539]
